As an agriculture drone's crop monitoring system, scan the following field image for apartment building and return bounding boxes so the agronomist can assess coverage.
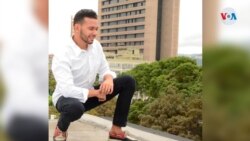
[97,0,180,61]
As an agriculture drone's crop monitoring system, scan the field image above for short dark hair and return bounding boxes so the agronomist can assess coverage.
[73,9,97,25]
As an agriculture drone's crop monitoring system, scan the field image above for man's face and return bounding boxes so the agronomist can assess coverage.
[78,17,98,44]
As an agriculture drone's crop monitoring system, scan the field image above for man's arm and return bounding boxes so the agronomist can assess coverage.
[97,42,116,81]
[52,55,89,103]
[97,43,116,95]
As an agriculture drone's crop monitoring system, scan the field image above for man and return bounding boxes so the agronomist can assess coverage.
[52,9,136,141]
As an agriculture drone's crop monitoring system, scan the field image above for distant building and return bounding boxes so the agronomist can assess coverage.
[97,0,180,61]
[108,59,147,75]
[178,54,202,66]
[49,54,54,70]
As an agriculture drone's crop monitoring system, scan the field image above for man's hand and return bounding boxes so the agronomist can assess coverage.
[88,89,106,101]
[100,75,114,95]
[96,91,106,101]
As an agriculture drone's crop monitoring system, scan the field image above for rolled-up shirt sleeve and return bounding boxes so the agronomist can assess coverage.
[98,46,116,82]
[52,55,89,103]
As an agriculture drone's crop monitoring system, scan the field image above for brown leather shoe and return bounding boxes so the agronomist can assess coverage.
[53,126,67,141]
[109,131,137,141]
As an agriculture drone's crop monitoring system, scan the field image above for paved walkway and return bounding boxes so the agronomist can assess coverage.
[49,120,109,141]
[49,114,192,141]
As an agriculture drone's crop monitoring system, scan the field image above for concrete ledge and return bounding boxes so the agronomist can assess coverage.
[80,114,192,141]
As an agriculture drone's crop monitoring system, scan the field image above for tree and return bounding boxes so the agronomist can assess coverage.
[49,70,56,96]
[139,94,202,141]
[124,56,201,98]
[124,57,202,141]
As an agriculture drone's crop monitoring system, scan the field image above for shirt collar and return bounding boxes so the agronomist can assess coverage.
[70,36,94,56]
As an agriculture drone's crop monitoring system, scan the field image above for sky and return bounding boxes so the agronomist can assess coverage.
[49,0,202,55]
[49,0,98,54]
[178,0,202,55]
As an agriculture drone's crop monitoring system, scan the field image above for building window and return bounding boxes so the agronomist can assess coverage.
[131,11,136,15]
[102,15,110,19]
[121,12,126,17]
[140,2,145,6]
[107,56,114,59]
[119,0,126,3]
[140,49,143,54]
[101,36,109,40]
[110,35,116,40]
[117,35,126,39]
[127,19,134,23]
[101,29,109,33]
[127,42,135,46]
[110,21,117,26]
[109,43,117,46]
[136,25,144,30]
[122,64,133,69]
[102,43,108,47]
[110,14,117,18]
[103,1,110,6]
[127,34,135,38]
[141,9,145,14]
[102,22,109,26]
[118,20,126,24]
[128,4,133,8]
[135,41,141,45]
[136,17,145,22]
[136,33,144,38]
[117,5,123,10]
[117,42,125,46]
[124,41,144,46]
[110,28,117,32]
[110,0,118,4]
[117,27,126,32]
[127,12,131,16]
[127,26,135,31]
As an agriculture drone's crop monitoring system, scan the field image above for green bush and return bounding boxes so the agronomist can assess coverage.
[49,70,56,96]
[0,78,6,105]
[49,95,53,106]
[124,57,202,141]
[139,94,202,141]
[128,100,148,124]
[124,56,201,98]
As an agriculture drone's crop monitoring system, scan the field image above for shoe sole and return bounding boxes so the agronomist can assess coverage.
[53,137,66,141]
[108,136,137,141]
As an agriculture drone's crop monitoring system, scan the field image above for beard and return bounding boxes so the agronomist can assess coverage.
[80,30,94,44]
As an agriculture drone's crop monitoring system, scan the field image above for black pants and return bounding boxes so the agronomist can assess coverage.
[56,75,136,132]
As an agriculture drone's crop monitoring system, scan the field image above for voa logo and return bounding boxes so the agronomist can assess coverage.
[220,8,237,25]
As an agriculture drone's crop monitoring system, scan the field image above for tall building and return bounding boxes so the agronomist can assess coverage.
[97,0,180,61]
[203,0,218,46]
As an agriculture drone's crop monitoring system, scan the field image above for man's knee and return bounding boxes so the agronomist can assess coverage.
[121,75,136,90]
[67,102,85,120]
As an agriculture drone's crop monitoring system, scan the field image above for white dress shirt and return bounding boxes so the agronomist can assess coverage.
[51,38,116,105]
